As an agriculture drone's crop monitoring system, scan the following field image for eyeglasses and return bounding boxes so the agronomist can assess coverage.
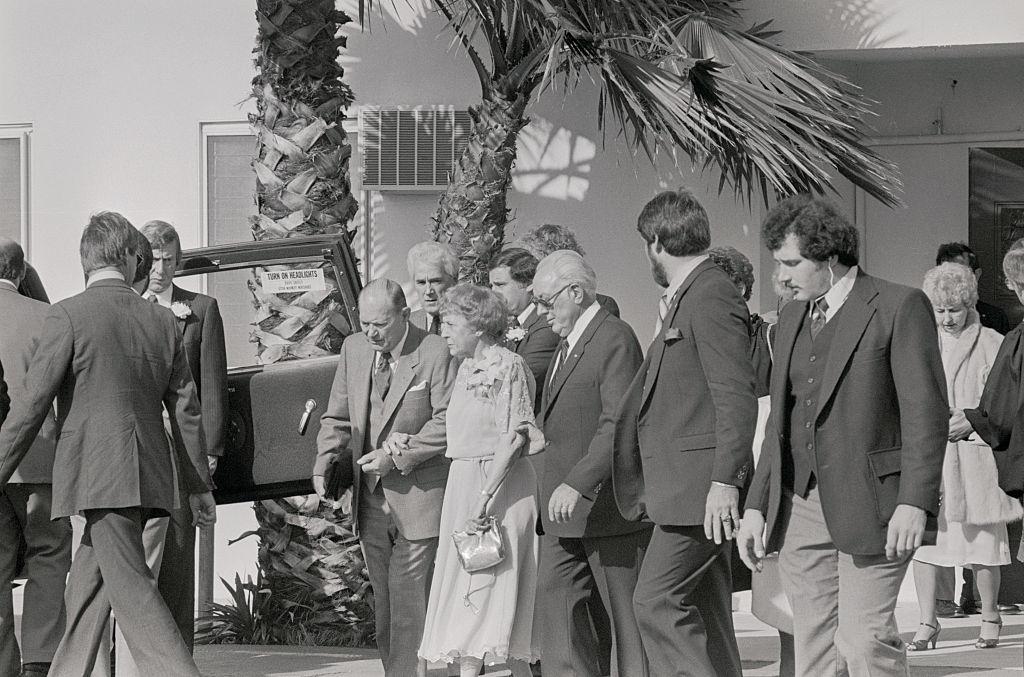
[534,283,573,310]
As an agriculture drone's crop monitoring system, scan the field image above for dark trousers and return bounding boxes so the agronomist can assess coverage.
[0,484,72,673]
[50,508,199,677]
[359,487,437,677]
[632,525,741,677]
[537,528,651,677]
[156,501,195,652]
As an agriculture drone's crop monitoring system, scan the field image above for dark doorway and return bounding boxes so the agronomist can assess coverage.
[969,147,1024,327]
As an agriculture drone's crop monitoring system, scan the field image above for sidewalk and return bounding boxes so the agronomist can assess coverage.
[195,606,1024,677]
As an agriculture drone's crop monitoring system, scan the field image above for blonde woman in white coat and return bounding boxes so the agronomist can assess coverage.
[908,262,1022,652]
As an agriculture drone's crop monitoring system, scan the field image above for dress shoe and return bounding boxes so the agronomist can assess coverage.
[976,616,1003,649]
[959,597,980,615]
[20,663,50,676]
[997,603,1020,615]
[906,621,941,651]
[935,599,965,618]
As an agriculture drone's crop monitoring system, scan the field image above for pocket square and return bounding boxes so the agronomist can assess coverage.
[663,327,684,342]
[408,380,429,392]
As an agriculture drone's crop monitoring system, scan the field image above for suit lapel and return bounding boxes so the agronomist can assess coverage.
[378,331,421,435]
[544,307,608,416]
[171,285,190,334]
[514,308,545,355]
[815,273,878,419]
[641,259,713,409]
[769,302,805,434]
[351,338,373,451]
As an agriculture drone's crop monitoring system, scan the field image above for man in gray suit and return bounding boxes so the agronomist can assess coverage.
[406,242,458,335]
[0,239,72,677]
[533,251,649,677]
[313,279,455,677]
[0,212,216,677]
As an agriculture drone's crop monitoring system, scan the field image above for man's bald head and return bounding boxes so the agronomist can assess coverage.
[359,279,410,353]
[359,278,408,312]
[0,238,26,284]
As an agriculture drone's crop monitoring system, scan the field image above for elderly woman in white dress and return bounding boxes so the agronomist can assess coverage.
[908,262,1022,652]
[417,284,544,677]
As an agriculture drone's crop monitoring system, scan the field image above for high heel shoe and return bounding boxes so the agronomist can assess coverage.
[975,617,1003,649]
[906,622,941,651]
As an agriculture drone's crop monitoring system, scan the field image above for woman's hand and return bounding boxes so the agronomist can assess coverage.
[463,515,492,533]
[949,409,975,442]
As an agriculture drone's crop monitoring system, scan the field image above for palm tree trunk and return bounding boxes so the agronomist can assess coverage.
[431,86,530,284]
[241,0,371,647]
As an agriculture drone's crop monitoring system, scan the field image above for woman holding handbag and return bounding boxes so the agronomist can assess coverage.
[416,284,544,677]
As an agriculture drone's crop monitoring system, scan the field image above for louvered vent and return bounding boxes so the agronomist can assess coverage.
[360,107,472,191]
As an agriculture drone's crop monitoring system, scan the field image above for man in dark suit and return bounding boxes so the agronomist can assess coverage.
[488,248,560,413]
[612,189,757,676]
[737,196,948,676]
[406,242,459,335]
[140,219,228,651]
[533,250,649,677]
[0,212,216,677]
[314,279,454,677]
[0,239,71,677]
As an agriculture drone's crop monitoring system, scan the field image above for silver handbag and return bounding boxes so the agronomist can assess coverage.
[452,515,506,573]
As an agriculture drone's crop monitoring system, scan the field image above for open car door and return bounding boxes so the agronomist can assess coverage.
[176,234,360,504]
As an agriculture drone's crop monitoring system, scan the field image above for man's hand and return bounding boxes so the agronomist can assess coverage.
[382,432,411,458]
[885,504,927,560]
[357,449,396,476]
[207,455,219,475]
[189,492,217,529]
[704,483,741,544]
[312,474,344,511]
[548,483,583,524]
[948,409,974,442]
[736,509,767,572]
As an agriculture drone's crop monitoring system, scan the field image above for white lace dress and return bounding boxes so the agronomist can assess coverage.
[418,345,542,667]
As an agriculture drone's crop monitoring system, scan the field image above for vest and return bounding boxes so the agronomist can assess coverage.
[782,304,844,497]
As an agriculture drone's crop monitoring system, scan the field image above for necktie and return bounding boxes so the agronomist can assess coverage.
[149,295,159,304]
[652,294,670,340]
[810,298,829,339]
[428,314,441,335]
[373,351,392,400]
[549,340,568,387]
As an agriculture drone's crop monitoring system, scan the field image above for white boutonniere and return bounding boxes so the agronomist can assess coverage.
[506,325,527,342]
[465,346,506,400]
[170,302,192,320]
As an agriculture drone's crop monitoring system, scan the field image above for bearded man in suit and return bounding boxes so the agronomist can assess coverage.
[0,238,72,677]
[140,219,227,652]
[533,250,650,677]
[313,278,455,677]
[488,248,560,413]
[0,211,216,677]
[407,242,458,336]
[736,195,947,676]
[612,189,757,676]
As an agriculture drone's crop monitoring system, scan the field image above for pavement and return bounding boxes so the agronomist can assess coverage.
[194,605,1024,677]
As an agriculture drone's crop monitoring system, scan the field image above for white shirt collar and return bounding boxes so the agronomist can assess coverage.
[86,270,126,287]
[564,302,601,354]
[662,254,709,304]
[0,279,18,291]
[146,285,174,308]
[377,325,410,369]
[812,266,859,322]
[517,303,536,326]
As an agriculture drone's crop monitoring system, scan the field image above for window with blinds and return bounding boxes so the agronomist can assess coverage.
[0,130,28,244]
[360,107,471,191]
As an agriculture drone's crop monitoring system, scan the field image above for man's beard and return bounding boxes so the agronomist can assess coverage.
[650,257,669,288]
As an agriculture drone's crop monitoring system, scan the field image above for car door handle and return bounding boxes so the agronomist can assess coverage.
[298,399,317,436]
